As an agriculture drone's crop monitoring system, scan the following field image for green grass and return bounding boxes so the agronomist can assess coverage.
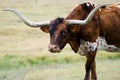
[0,0,120,80]
[0,51,120,70]
[0,52,120,80]
[0,53,80,70]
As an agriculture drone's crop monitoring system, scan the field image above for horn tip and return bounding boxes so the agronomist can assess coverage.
[2,8,14,11]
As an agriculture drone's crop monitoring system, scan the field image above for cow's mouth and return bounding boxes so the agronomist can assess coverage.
[48,44,61,53]
[49,50,60,53]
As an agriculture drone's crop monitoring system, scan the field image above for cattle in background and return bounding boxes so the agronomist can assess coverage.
[3,2,120,80]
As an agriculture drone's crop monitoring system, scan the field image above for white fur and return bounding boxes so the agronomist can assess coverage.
[86,2,98,8]
[117,5,120,8]
[97,37,120,52]
[86,3,90,7]
[78,37,120,56]
[78,40,98,56]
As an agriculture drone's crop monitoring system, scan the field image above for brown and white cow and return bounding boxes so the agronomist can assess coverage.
[3,2,120,80]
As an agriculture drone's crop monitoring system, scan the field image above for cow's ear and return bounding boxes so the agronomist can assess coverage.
[40,26,49,33]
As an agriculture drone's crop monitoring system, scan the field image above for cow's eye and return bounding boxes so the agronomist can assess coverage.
[62,31,67,36]
[62,32,66,35]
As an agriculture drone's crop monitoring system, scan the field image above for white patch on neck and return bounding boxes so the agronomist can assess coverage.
[78,40,98,56]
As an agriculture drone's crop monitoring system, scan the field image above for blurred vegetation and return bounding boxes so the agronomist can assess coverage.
[0,51,120,80]
[0,51,120,70]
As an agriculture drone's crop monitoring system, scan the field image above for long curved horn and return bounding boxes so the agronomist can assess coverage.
[67,5,105,25]
[2,8,50,27]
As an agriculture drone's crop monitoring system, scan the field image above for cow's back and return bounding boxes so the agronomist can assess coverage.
[98,4,120,47]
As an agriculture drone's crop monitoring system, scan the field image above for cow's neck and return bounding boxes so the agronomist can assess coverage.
[66,6,94,53]
[68,29,80,53]
[68,38,80,53]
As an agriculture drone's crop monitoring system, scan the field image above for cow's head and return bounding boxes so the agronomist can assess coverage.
[3,3,104,53]
[40,17,69,53]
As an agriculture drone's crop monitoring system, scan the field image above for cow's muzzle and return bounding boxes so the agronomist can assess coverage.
[48,44,60,53]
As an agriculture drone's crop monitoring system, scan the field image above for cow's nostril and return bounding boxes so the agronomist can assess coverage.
[48,45,53,51]
[53,45,57,49]
[48,44,60,53]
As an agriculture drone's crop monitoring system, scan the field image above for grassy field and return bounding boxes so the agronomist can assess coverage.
[0,0,120,80]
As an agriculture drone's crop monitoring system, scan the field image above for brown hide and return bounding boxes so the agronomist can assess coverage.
[66,3,120,52]
[64,4,120,80]
[98,5,120,47]
[66,3,100,52]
